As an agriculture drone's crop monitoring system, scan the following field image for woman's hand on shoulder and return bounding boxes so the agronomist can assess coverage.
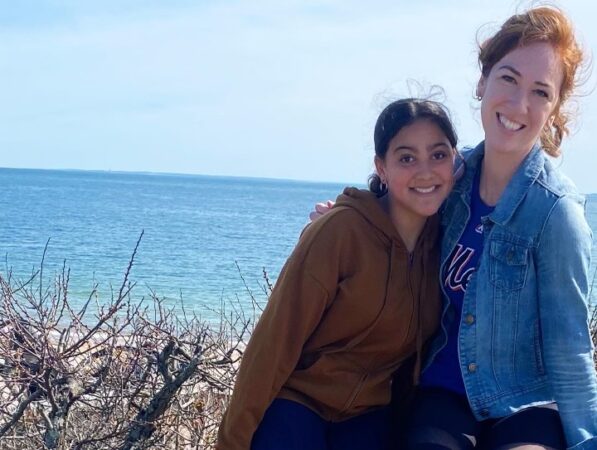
[309,200,335,222]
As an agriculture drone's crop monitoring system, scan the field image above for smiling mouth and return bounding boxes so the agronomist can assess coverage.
[411,186,439,194]
[497,113,525,131]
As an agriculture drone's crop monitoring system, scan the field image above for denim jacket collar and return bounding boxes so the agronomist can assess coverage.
[456,141,545,226]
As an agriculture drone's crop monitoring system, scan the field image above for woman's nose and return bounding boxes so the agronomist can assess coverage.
[509,88,530,114]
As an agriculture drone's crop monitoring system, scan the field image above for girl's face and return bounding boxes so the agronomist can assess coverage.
[375,119,455,221]
[477,42,564,159]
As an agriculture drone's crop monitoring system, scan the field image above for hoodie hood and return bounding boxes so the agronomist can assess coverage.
[334,187,439,249]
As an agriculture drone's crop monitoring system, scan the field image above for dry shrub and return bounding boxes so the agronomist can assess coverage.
[0,233,256,449]
[0,233,594,449]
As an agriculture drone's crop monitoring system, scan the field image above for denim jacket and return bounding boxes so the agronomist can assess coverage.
[425,142,597,450]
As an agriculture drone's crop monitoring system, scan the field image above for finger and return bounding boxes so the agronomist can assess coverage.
[315,201,333,214]
[309,211,323,222]
[314,204,327,214]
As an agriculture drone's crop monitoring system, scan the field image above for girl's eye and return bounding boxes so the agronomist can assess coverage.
[399,155,415,164]
[432,150,448,160]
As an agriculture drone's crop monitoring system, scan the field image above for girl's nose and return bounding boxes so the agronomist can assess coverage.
[416,161,434,178]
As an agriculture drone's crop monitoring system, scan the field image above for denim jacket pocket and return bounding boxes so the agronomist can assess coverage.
[489,240,529,291]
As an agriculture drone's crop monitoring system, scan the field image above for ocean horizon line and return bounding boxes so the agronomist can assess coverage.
[0,165,365,188]
[1,166,594,196]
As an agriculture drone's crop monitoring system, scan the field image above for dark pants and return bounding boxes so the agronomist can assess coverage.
[404,388,566,450]
[251,398,392,450]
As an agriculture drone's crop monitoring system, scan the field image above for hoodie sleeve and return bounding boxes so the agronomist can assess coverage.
[216,212,349,450]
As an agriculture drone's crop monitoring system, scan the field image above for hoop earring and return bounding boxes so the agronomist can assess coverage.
[380,180,388,192]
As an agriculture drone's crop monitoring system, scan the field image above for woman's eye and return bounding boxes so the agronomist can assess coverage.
[399,155,415,164]
[501,75,516,83]
[535,89,549,99]
[432,151,448,160]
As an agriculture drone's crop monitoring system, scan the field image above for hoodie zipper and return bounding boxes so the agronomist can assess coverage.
[407,248,422,385]
[405,250,416,331]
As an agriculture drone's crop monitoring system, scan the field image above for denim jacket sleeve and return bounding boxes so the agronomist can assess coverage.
[536,195,597,450]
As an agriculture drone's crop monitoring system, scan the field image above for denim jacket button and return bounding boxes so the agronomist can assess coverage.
[464,314,475,325]
[468,363,477,373]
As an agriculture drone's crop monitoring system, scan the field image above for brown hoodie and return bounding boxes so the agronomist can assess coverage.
[217,187,441,450]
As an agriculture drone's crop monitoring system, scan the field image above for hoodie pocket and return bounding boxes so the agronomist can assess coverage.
[340,373,369,413]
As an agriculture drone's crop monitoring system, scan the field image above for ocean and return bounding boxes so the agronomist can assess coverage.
[1,168,596,321]
[0,168,349,319]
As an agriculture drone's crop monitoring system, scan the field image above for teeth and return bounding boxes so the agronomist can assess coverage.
[413,186,436,194]
[498,113,524,131]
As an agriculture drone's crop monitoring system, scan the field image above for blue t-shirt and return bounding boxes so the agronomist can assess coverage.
[420,168,494,395]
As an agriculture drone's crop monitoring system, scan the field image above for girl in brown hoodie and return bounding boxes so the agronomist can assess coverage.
[217,98,459,450]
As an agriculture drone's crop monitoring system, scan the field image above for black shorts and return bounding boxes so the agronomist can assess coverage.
[403,387,566,450]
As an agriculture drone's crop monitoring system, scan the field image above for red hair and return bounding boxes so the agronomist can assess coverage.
[478,6,585,157]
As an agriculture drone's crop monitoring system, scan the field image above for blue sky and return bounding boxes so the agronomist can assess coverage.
[1,0,597,192]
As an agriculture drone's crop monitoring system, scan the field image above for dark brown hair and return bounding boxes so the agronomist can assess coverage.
[369,98,458,196]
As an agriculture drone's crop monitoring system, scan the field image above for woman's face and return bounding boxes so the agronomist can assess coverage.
[375,119,455,221]
[477,42,564,160]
